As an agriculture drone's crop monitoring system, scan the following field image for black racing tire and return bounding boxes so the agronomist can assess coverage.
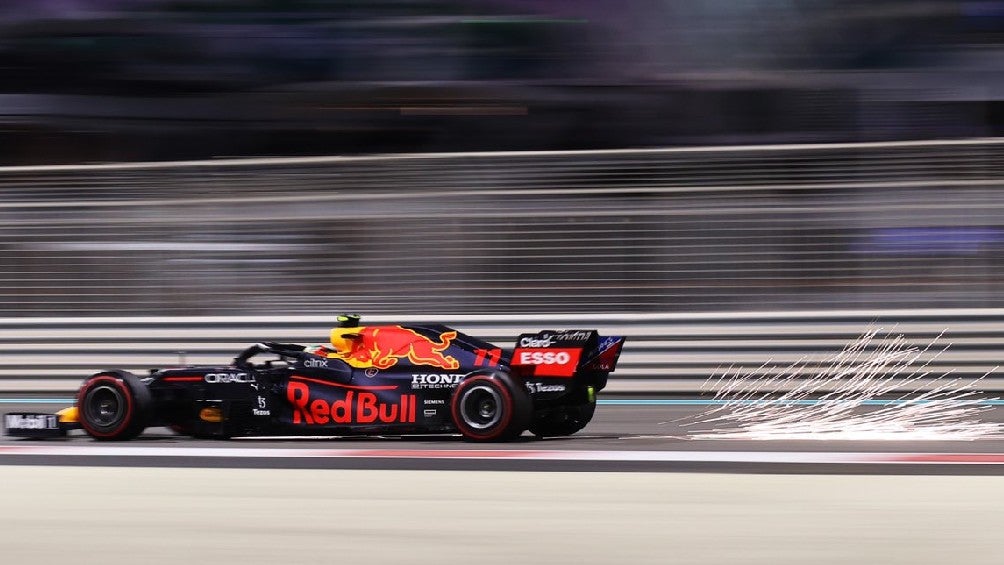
[77,371,152,441]
[450,372,531,442]
[529,396,597,438]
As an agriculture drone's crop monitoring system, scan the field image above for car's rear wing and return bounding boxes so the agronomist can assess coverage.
[510,330,625,379]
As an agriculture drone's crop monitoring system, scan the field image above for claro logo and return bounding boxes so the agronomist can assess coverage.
[204,372,255,384]
[517,351,572,365]
[519,335,553,347]
[287,382,416,425]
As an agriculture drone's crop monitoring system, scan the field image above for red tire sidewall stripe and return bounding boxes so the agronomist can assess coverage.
[77,375,135,438]
[451,375,513,441]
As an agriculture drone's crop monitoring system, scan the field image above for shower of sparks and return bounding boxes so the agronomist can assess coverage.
[685,327,1003,441]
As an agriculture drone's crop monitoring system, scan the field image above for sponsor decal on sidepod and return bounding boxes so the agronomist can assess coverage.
[287,382,416,425]
[253,396,270,416]
[204,372,255,384]
[411,373,465,389]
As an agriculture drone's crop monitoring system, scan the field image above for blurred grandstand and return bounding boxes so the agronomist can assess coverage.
[2,139,1004,316]
[0,0,1003,164]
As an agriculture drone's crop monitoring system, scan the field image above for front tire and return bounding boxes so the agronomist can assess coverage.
[450,372,531,442]
[77,371,151,441]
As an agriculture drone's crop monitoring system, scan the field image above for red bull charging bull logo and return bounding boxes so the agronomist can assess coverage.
[328,326,460,370]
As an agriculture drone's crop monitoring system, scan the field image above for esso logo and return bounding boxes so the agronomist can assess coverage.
[518,351,571,365]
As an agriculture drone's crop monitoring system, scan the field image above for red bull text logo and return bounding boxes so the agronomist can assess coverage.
[329,326,460,370]
[287,382,416,424]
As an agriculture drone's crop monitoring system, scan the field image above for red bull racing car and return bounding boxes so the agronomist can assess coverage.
[4,319,624,442]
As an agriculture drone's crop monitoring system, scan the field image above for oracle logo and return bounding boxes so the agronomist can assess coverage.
[204,372,254,384]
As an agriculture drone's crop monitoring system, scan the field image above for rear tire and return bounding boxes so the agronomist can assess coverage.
[450,372,531,442]
[77,371,151,441]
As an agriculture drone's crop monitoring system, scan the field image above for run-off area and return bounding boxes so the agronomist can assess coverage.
[0,466,1000,565]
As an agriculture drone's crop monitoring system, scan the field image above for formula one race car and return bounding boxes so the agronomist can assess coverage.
[4,318,624,442]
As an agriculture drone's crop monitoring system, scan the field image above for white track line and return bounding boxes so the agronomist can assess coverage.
[0,445,1001,464]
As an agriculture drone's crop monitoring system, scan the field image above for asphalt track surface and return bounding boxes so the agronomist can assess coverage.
[2,397,1003,565]
[2,397,1004,474]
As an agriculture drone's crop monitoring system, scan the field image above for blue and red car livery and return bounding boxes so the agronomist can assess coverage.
[5,321,625,442]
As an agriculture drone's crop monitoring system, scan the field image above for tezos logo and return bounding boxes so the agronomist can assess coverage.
[253,395,270,416]
[517,351,571,365]
[204,372,254,384]
[526,382,566,393]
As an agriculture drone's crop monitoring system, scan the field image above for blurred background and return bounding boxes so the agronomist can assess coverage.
[1,1,1004,319]
[1,0,1003,164]
[3,7,1002,560]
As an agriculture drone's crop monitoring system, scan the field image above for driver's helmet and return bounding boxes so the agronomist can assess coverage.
[329,314,363,353]
[337,314,361,328]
